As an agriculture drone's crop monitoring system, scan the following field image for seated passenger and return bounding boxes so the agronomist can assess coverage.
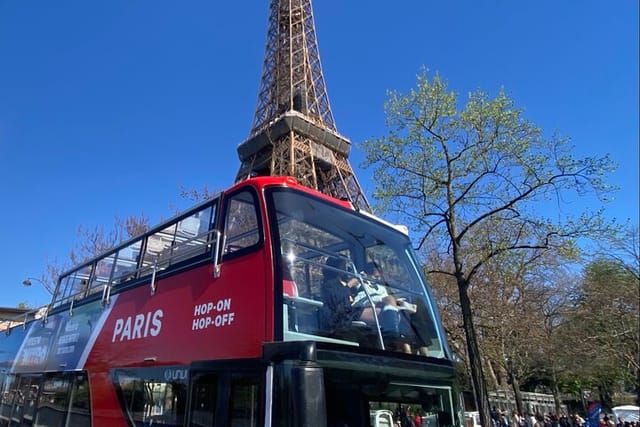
[357,262,425,354]
[319,256,363,334]
[360,264,408,348]
[409,298,437,356]
[351,262,390,307]
[319,259,400,348]
[355,263,417,311]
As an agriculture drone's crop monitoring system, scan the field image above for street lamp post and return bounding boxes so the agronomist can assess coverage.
[22,277,53,295]
[22,277,56,309]
[21,277,55,322]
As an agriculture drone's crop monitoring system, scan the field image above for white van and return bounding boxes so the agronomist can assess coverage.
[612,405,639,423]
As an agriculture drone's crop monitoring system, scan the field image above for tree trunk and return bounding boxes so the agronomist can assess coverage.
[598,384,613,411]
[636,368,640,406]
[486,361,499,389]
[510,372,524,416]
[550,368,562,416]
[458,278,491,426]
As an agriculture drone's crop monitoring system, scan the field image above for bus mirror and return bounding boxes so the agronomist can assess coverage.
[213,230,222,278]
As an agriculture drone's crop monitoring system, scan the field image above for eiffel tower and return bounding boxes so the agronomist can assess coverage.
[235,0,370,211]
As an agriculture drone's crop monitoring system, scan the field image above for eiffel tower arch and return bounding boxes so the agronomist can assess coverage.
[235,0,371,211]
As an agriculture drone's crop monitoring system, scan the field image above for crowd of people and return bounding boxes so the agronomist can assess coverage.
[394,406,424,427]
[489,407,638,427]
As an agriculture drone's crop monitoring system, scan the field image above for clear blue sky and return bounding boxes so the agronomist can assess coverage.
[1,1,637,308]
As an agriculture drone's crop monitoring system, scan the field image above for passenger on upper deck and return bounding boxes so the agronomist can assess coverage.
[356,262,415,353]
[319,256,363,334]
[350,262,391,309]
[320,259,409,350]
[353,263,417,312]
[357,262,434,355]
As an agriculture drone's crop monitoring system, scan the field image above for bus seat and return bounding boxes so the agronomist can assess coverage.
[283,278,299,298]
[178,217,201,237]
[282,266,300,333]
[282,264,299,297]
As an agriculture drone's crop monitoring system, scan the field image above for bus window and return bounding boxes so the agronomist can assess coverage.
[367,394,455,427]
[67,372,91,427]
[138,203,217,277]
[112,240,143,285]
[88,254,116,296]
[188,370,262,427]
[228,374,260,427]
[141,224,178,274]
[55,276,71,305]
[9,374,41,425]
[0,374,17,423]
[223,191,261,257]
[20,377,39,424]
[58,265,92,305]
[172,205,215,264]
[7,378,23,424]
[189,374,218,427]
[268,188,448,357]
[34,373,71,427]
[113,366,188,427]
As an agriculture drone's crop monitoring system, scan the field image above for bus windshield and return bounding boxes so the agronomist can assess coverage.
[267,188,448,358]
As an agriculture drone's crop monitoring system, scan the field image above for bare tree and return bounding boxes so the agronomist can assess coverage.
[38,213,150,300]
[179,184,221,203]
[39,184,217,299]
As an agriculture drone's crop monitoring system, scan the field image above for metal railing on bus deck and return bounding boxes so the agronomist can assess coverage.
[2,306,50,334]
[52,229,219,313]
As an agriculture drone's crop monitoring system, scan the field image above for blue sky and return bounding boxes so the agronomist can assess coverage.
[1,1,638,308]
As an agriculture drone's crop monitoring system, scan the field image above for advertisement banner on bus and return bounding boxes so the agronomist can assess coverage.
[11,298,116,373]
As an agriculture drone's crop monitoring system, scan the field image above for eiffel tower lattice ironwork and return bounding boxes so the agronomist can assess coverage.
[235,0,370,211]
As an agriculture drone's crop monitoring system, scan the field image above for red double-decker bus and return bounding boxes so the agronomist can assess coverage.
[0,176,460,427]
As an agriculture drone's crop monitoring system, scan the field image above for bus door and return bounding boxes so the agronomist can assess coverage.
[187,363,264,427]
[4,374,41,427]
[33,372,91,427]
[0,371,90,427]
[111,365,189,427]
[216,188,273,351]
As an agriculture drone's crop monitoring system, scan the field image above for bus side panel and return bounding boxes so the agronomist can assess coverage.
[88,370,129,427]
[0,325,29,372]
[85,255,271,369]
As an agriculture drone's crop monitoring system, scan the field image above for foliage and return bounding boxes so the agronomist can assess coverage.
[362,70,614,265]
[559,259,640,401]
[595,224,639,281]
[361,69,616,421]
